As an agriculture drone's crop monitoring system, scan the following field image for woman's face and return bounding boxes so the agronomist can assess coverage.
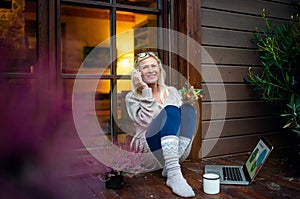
[138,57,160,85]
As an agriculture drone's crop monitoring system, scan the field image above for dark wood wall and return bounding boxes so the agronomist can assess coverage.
[200,0,297,158]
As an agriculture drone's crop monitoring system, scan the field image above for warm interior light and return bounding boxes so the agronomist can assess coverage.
[117,55,133,73]
[116,54,134,93]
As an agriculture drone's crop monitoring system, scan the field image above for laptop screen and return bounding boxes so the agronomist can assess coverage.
[244,138,273,180]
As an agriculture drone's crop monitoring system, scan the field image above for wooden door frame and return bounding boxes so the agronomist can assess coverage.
[37,0,60,128]
[172,0,202,161]
[187,0,202,161]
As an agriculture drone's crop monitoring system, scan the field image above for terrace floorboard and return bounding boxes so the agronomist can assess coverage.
[0,147,299,199]
[62,147,300,199]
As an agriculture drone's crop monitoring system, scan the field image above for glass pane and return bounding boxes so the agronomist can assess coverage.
[1,0,36,73]
[61,5,110,74]
[114,79,132,135]
[64,78,111,135]
[116,12,157,75]
[96,79,111,135]
[117,0,157,8]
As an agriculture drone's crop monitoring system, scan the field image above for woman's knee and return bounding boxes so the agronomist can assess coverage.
[179,104,197,138]
[160,105,181,137]
[164,105,181,121]
[181,103,196,116]
[164,105,180,112]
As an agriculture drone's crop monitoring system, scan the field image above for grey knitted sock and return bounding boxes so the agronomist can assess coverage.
[162,136,191,177]
[161,136,195,197]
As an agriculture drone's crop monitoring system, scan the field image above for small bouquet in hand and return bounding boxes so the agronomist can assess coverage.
[181,85,203,104]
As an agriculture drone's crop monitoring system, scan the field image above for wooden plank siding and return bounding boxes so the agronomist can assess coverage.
[199,0,296,158]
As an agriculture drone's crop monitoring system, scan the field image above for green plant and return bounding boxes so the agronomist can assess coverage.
[181,85,203,104]
[281,95,300,134]
[245,8,300,136]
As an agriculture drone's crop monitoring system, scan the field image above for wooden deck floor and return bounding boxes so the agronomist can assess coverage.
[0,147,299,199]
[55,147,300,199]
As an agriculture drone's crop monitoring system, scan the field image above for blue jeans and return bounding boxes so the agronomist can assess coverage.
[145,104,197,152]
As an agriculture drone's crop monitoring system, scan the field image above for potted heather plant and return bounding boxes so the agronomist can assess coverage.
[98,139,155,189]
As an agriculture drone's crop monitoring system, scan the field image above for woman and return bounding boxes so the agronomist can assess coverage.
[125,52,198,197]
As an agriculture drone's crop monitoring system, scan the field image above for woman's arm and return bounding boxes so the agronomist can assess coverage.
[125,88,160,127]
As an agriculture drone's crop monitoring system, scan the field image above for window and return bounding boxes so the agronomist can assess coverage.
[0,0,38,137]
[1,0,36,74]
[60,0,162,141]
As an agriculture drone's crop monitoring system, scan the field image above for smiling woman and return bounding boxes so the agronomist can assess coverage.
[124,52,201,197]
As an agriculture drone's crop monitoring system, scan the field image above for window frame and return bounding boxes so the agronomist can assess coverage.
[57,0,168,140]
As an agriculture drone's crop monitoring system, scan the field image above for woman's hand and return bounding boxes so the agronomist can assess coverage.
[132,69,148,90]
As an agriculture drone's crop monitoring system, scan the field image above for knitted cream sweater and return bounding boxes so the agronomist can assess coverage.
[125,86,193,171]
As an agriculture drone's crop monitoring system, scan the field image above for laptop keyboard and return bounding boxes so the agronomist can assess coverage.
[223,167,243,181]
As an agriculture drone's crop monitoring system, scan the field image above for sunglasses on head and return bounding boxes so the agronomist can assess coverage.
[137,52,157,58]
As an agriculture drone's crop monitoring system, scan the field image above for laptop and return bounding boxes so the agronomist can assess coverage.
[204,137,274,185]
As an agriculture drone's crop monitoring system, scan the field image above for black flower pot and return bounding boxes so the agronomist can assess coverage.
[105,174,124,189]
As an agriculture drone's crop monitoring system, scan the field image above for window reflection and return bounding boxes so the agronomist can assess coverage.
[61,5,110,74]
[116,79,131,119]
[116,11,157,75]
[63,78,112,135]
[114,79,132,135]
[95,79,111,135]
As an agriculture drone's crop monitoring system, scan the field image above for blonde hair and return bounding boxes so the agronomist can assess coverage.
[130,52,168,102]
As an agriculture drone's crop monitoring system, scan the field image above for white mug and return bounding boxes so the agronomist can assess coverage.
[203,173,220,194]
